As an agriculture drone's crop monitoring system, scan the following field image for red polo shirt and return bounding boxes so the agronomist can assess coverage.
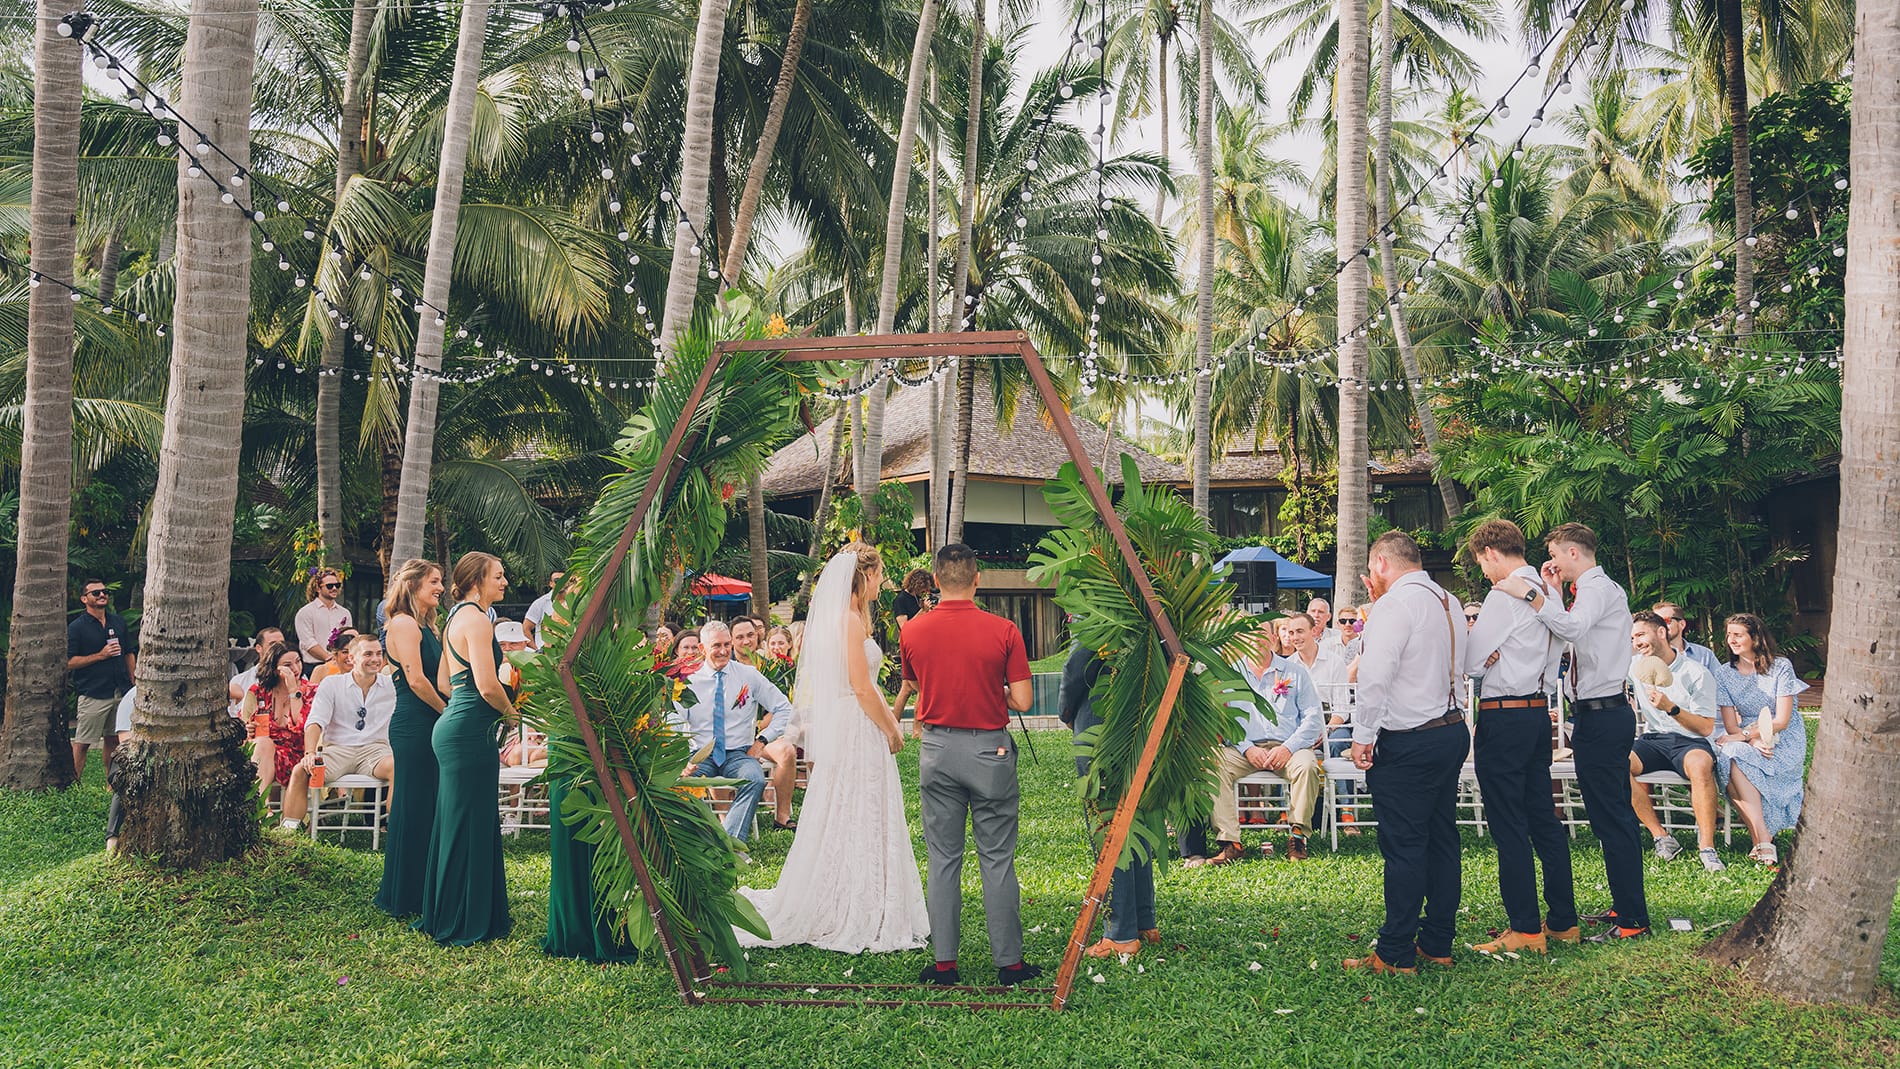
[899,600,1031,731]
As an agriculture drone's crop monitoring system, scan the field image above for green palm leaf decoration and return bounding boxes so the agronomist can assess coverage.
[1027,456,1257,868]
[513,295,811,977]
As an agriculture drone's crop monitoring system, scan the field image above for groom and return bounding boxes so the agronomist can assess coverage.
[900,544,1040,987]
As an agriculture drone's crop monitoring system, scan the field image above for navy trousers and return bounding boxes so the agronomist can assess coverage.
[1074,702,1157,942]
[1368,718,1470,968]
[1570,700,1650,929]
[1473,703,1577,935]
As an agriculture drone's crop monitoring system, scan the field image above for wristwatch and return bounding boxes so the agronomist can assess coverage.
[1520,589,1539,604]
[755,734,768,747]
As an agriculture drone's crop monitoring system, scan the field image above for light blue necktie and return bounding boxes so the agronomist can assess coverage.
[710,669,727,767]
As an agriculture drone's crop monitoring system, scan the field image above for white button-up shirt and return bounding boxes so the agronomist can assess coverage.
[1352,570,1465,745]
[307,671,397,747]
[1532,565,1633,700]
[1629,650,1718,738]
[676,659,795,754]
[1227,653,1324,754]
[1463,564,1563,700]
[1294,641,1353,716]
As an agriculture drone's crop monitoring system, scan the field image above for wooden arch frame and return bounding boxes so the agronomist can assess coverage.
[555,330,1190,1012]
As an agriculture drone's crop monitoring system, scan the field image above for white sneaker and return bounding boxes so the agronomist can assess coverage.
[280,818,302,832]
[1699,848,1726,872]
[1652,835,1681,861]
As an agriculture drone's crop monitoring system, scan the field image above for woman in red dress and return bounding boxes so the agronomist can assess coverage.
[242,642,316,796]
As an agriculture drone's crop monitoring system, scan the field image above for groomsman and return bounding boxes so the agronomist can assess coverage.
[1496,523,1651,940]
[1462,520,1578,956]
[1343,532,1470,975]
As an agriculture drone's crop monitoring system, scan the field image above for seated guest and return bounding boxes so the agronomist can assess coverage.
[730,616,763,666]
[1189,620,1324,865]
[1282,611,1352,755]
[495,620,531,654]
[655,621,679,657]
[105,687,138,853]
[228,626,286,709]
[280,633,396,831]
[668,632,702,679]
[765,626,794,662]
[1626,612,1725,871]
[1334,604,1365,660]
[242,642,316,802]
[677,621,795,855]
[309,626,359,686]
[1710,613,1809,865]
[501,726,549,768]
[1652,602,1718,672]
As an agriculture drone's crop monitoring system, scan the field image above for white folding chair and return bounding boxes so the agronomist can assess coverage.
[308,774,388,850]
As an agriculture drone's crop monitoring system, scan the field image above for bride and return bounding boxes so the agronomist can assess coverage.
[737,542,929,953]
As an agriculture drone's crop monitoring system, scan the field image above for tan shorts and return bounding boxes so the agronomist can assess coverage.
[74,695,120,745]
[321,742,393,780]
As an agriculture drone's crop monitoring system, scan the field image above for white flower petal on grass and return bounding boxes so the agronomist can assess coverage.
[1248,961,1264,973]
[1028,924,1046,934]
[842,968,852,978]
[1118,953,1133,966]
[1090,973,1107,984]
[1415,1007,1428,1015]
[1504,951,1520,960]
[1309,960,1318,970]
[1275,1008,1296,1015]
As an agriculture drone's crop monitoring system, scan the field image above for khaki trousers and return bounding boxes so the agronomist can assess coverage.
[1212,745,1322,842]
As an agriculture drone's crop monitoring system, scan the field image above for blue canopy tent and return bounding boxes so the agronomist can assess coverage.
[1215,546,1334,590]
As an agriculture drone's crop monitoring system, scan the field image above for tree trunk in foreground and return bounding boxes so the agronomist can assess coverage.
[116,0,262,866]
[654,0,731,355]
[1720,0,1755,334]
[1372,0,1460,520]
[0,0,85,791]
[1332,0,1371,595]
[1702,2,1900,1003]
[1188,0,1214,519]
[720,0,810,285]
[389,0,492,567]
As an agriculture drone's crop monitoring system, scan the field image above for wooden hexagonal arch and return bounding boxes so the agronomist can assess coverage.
[555,330,1189,1012]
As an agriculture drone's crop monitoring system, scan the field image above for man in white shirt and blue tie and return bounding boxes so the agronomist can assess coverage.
[1496,522,1651,941]
[1462,520,1578,957]
[678,620,794,849]
[1343,532,1470,975]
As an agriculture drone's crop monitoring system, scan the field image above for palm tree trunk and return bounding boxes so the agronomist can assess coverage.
[1372,0,1459,520]
[720,0,810,284]
[862,0,943,536]
[1154,32,1169,225]
[747,473,771,616]
[1704,3,1900,999]
[97,225,124,307]
[1189,0,1215,519]
[1719,0,1754,333]
[656,0,732,355]
[947,357,974,544]
[925,66,948,549]
[1333,0,1372,593]
[115,0,262,865]
[389,0,492,567]
[315,0,377,558]
[0,0,85,791]
[949,0,985,320]
[796,408,851,608]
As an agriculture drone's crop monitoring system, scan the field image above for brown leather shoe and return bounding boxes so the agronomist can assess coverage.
[1474,929,1547,956]
[1342,950,1417,975]
[1139,928,1162,945]
[1543,923,1582,944]
[1286,834,1310,861]
[1205,841,1246,866]
[1415,946,1454,967]
[1084,937,1141,958]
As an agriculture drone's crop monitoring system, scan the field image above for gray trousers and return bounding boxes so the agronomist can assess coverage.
[919,725,1023,968]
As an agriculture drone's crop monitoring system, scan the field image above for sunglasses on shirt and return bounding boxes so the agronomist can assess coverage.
[353,706,368,731]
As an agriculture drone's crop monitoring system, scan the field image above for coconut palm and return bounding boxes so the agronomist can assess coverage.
[653,0,730,360]
[1190,0,1217,518]
[1334,0,1372,595]
[0,2,85,790]
[116,0,262,866]
[1253,0,1504,123]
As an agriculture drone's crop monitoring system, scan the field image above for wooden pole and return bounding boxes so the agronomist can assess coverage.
[1050,654,1190,1011]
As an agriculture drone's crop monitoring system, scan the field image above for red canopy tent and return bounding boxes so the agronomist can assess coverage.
[688,573,752,600]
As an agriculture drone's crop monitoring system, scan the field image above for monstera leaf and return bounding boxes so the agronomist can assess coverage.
[1028,456,1257,867]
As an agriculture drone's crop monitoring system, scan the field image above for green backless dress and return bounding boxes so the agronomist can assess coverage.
[418,602,513,945]
[541,748,639,963]
[374,621,441,918]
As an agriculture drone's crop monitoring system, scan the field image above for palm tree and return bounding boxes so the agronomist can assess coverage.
[1704,1,1900,1003]
[654,0,730,357]
[1334,0,1371,594]
[1190,0,1216,518]
[1371,0,1459,518]
[720,0,813,286]
[947,0,989,545]
[1253,0,1502,123]
[863,0,942,534]
[116,0,262,866]
[0,2,85,791]
[389,0,494,568]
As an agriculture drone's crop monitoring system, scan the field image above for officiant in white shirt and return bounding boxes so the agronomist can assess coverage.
[677,620,794,849]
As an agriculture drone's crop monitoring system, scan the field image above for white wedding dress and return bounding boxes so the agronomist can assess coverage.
[736,554,930,954]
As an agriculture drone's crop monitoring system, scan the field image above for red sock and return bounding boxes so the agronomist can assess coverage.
[936,961,956,972]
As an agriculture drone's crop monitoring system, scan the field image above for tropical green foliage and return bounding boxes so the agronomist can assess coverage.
[1028,456,1255,867]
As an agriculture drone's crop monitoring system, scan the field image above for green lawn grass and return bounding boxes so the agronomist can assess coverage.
[2,736,1896,1069]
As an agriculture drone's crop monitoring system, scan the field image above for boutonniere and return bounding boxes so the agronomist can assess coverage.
[733,684,751,709]
[1273,675,1292,699]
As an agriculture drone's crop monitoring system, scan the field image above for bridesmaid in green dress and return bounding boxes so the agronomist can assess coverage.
[540,577,638,964]
[419,552,515,945]
[374,559,446,918]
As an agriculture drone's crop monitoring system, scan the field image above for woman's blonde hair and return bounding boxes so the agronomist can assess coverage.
[842,541,884,603]
[384,558,443,633]
[450,552,503,602]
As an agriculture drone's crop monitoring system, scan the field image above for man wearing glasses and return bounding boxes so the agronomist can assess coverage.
[68,579,138,782]
[280,634,396,831]
[1650,601,1718,672]
[295,568,354,677]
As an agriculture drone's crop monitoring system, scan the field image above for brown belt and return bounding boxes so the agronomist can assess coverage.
[1391,709,1465,734]
[1477,695,1549,711]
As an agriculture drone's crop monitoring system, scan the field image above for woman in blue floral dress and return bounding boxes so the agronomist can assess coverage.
[1710,613,1808,865]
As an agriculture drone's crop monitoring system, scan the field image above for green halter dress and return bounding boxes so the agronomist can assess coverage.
[374,619,441,918]
[417,602,513,945]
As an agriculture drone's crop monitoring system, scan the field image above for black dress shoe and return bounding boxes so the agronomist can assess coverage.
[1585,925,1650,943]
[997,962,1043,986]
[917,963,961,985]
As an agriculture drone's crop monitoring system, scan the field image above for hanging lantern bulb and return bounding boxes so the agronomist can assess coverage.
[622,117,635,134]
[1497,104,1510,120]
[581,85,595,101]
[1785,205,1799,219]
[187,164,203,178]
[194,141,209,155]
[1060,83,1074,99]
[618,229,631,241]
[1712,257,1724,269]
[601,166,614,180]
[1526,61,1540,76]
[659,189,672,202]
[157,132,173,147]
[566,35,582,51]
[1744,234,1758,246]
[262,239,275,252]
[1835,177,1849,190]
[1529,110,1544,128]
[590,126,604,143]
[1835,246,1846,257]
[1557,78,1572,94]
[609,199,623,213]
[629,151,643,166]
